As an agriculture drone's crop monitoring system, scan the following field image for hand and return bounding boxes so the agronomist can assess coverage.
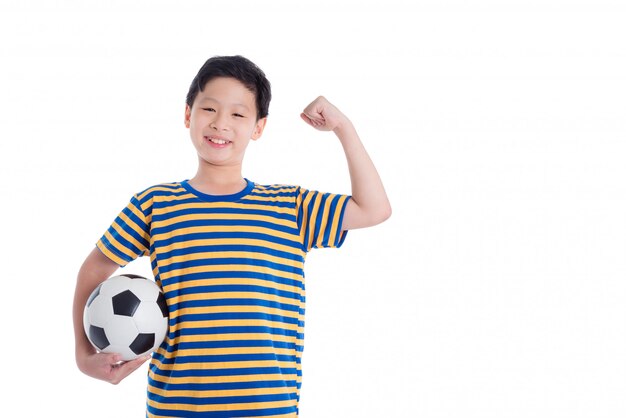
[300,96,349,132]
[77,351,150,385]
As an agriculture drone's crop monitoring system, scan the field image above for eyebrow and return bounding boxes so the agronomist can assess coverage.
[198,97,250,110]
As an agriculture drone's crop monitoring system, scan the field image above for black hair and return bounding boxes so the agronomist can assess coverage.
[185,55,271,120]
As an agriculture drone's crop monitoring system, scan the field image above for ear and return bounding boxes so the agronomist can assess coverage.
[251,117,267,141]
[184,104,191,128]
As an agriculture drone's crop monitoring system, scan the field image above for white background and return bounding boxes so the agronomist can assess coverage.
[1,0,625,417]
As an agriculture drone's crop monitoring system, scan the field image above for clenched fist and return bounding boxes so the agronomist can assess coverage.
[300,96,350,132]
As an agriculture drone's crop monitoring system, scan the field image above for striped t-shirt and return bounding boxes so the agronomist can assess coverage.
[96,179,350,417]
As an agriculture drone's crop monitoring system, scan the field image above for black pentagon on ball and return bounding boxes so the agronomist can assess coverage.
[130,333,155,355]
[112,290,141,317]
[121,274,146,280]
[89,325,110,350]
[156,292,168,318]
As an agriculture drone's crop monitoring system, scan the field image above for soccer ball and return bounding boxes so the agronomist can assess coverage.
[83,274,169,361]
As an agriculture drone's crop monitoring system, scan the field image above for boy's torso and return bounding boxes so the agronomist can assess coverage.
[98,179,349,416]
[145,181,307,416]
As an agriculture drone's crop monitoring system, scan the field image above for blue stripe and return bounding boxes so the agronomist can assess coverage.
[156,353,296,365]
[171,326,300,339]
[156,231,302,250]
[146,405,297,418]
[162,271,304,292]
[148,379,298,392]
[150,393,296,406]
[150,366,298,378]
[153,348,303,365]
[158,256,304,277]
[321,194,340,247]
[164,339,301,353]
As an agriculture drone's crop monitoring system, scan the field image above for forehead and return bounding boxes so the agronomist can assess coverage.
[195,77,256,109]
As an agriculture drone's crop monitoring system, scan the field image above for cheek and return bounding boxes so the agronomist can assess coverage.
[190,114,207,131]
[189,123,204,142]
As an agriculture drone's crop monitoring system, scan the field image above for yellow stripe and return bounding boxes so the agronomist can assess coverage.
[306,193,322,250]
[152,201,294,216]
[136,185,180,201]
[168,277,304,296]
[160,263,302,283]
[245,194,295,203]
[154,212,296,229]
[173,318,299,333]
[167,333,302,345]
[152,358,296,372]
[162,276,302,297]
[148,371,299,385]
[160,346,297,360]
[169,305,301,321]
[251,185,296,194]
[157,250,301,270]
[143,191,188,204]
[152,225,298,246]
[165,291,302,307]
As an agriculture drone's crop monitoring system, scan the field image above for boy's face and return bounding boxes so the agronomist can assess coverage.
[184,77,266,170]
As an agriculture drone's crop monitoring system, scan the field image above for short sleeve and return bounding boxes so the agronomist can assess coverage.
[96,194,151,267]
[296,187,351,252]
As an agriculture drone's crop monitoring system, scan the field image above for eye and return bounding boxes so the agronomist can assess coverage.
[233,113,245,118]
[202,107,215,112]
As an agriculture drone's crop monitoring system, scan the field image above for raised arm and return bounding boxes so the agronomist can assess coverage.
[301,96,391,230]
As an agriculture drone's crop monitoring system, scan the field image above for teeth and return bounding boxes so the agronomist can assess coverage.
[207,137,229,144]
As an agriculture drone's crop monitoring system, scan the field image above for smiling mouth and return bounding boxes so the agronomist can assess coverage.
[205,136,232,145]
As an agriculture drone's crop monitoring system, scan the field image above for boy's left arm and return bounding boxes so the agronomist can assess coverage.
[301,96,392,231]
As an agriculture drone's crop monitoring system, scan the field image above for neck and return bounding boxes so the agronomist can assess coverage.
[189,162,247,195]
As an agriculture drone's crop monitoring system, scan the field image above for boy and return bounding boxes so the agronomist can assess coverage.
[73,55,391,417]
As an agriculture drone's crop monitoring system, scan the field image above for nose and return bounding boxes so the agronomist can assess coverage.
[209,112,229,131]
